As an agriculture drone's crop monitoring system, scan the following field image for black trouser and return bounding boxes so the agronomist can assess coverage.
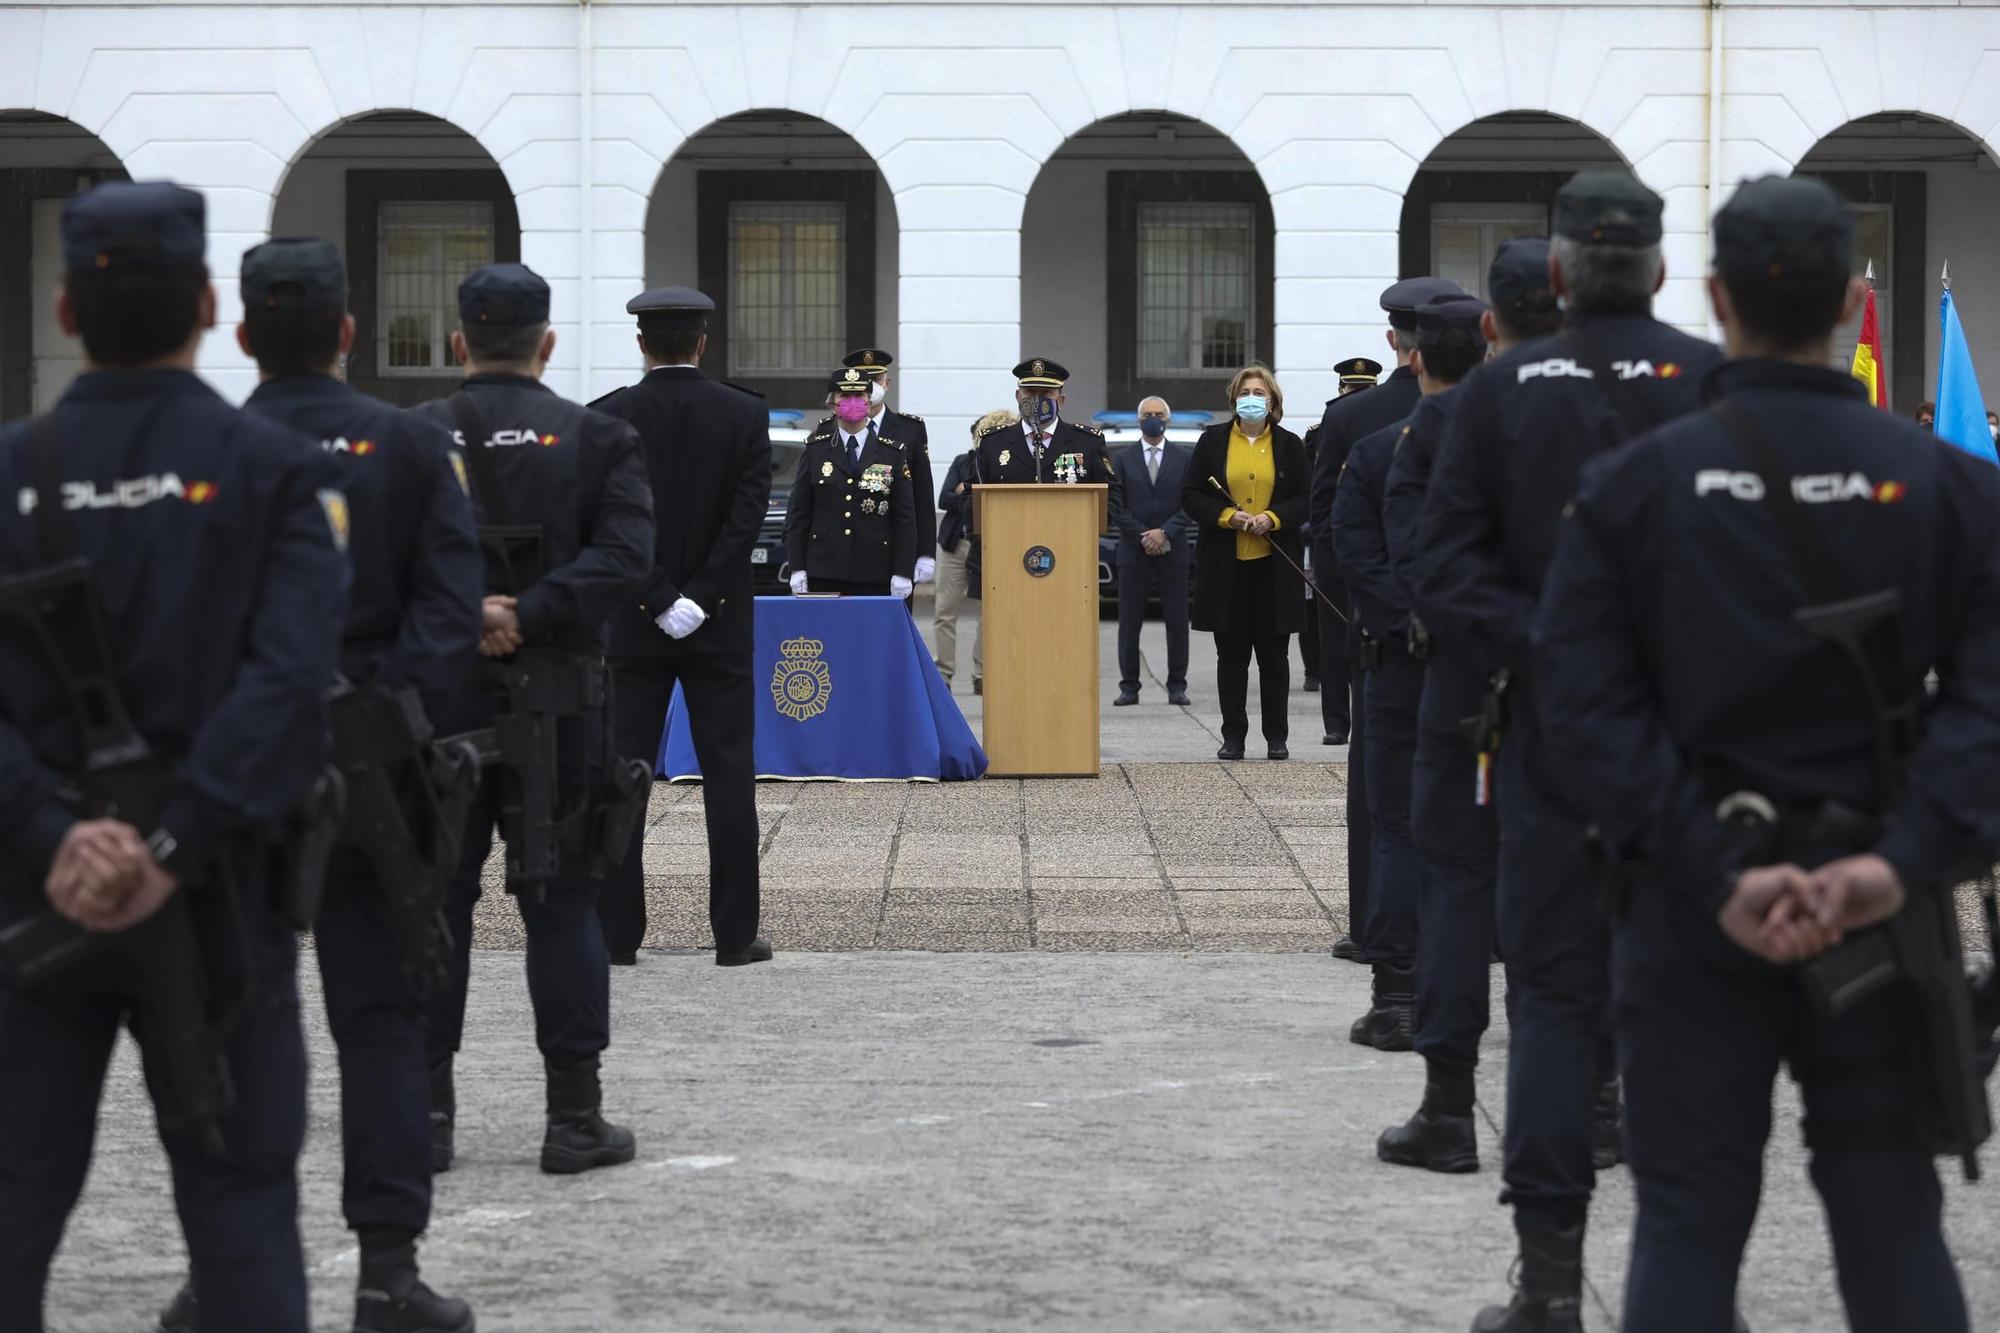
[1497,737,1613,1227]
[1299,593,1321,678]
[1616,881,1968,1332]
[1346,656,1371,936]
[0,909,307,1333]
[1212,558,1290,748]
[1314,552,1353,737]
[1359,641,1423,970]
[599,651,761,956]
[1115,541,1189,693]
[316,852,431,1237]
[1410,662,1498,1069]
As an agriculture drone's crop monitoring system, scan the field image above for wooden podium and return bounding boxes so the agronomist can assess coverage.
[974,483,1108,777]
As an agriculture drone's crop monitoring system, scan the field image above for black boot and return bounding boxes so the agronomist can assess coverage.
[354,1238,475,1333]
[429,1058,454,1174]
[541,1056,637,1175]
[1591,1077,1624,1171]
[156,1284,197,1333]
[1379,1063,1479,1172]
[1469,1219,1585,1333]
[1348,965,1415,1051]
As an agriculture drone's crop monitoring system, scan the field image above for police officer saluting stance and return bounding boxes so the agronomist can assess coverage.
[415,264,654,1174]
[789,368,917,599]
[1537,175,2000,1333]
[1416,174,1723,1332]
[190,238,478,1333]
[0,182,349,1331]
[591,287,772,969]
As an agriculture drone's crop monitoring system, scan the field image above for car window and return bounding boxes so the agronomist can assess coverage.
[770,439,807,483]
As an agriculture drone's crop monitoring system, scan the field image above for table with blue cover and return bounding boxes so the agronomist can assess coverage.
[659,595,987,782]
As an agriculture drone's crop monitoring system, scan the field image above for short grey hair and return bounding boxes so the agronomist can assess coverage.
[1137,395,1171,415]
[1392,328,1420,353]
[1550,236,1663,316]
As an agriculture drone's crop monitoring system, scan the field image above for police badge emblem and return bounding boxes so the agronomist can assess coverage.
[999,449,1012,467]
[821,461,834,477]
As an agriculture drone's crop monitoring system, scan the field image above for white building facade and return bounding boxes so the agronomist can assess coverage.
[2,1,1999,445]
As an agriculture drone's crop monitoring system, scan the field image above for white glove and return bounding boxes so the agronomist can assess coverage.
[660,596,708,640]
[914,556,937,584]
[790,571,809,596]
[890,576,914,601]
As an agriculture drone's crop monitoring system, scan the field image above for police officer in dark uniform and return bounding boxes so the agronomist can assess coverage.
[966,357,1120,594]
[0,181,349,1333]
[1301,362,1380,697]
[1535,174,1998,1333]
[414,263,655,1176]
[219,237,481,1333]
[1377,241,1561,1174]
[1415,174,1724,1332]
[1310,279,1459,960]
[788,368,917,598]
[1333,294,1486,1054]
[590,286,772,971]
[843,348,937,592]
[1337,356,1383,396]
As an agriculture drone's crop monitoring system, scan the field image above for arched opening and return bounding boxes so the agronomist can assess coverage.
[1398,112,1626,300]
[1021,112,1273,421]
[0,112,126,416]
[270,111,521,405]
[642,111,897,410]
[1796,113,2000,416]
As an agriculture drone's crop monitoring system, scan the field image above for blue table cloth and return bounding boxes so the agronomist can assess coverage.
[660,596,987,782]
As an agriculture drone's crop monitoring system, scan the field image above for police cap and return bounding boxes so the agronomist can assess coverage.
[829,366,871,396]
[1014,357,1069,389]
[240,237,346,315]
[1487,237,1557,315]
[1381,276,1465,330]
[843,348,893,376]
[1415,294,1488,351]
[459,263,550,327]
[627,285,714,334]
[1336,356,1383,386]
[1553,172,1664,248]
[1712,175,1853,294]
[62,180,206,277]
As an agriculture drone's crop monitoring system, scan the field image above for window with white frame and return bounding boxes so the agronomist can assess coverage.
[727,201,845,376]
[1137,202,1255,376]
[377,200,495,376]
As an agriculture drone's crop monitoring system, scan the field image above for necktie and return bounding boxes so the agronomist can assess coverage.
[847,435,862,471]
[1147,447,1160,483]
[1032,430,1048,455]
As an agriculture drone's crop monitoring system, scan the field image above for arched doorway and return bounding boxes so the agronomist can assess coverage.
[1796,113,2000,415]
[1019,113,1272,421]
[1399,112,1626,301]
[0,112,126,416]
[270,111,520,405]
[643,111,897,412]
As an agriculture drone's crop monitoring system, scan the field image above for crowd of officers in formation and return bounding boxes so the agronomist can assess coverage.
[0,168,1997,1333]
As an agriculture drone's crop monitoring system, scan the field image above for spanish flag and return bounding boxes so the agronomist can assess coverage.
[1851,282,1886,409]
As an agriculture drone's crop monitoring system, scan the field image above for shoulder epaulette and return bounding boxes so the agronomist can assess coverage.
[901,412,925,424]
[806,427,834,443]
[1076,423,1104,437]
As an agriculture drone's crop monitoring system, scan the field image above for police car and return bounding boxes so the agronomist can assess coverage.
[1093,410,1212,607]
[752,409,812,593]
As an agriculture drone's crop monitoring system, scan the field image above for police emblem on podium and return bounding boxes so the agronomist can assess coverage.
[771,636,833,721]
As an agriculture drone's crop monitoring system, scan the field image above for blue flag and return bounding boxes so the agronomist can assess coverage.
[1936,286,1996,462]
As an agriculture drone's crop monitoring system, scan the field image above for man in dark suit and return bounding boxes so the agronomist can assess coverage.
[843,348,936,595]
[590,287,773,969]
[1111,396,1191,706]
[787,368,917,597]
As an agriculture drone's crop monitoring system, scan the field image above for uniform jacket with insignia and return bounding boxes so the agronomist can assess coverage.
[245,374,482,710]
[786,422,917,585]
[965,417,1120,598]
[875,405,936,561]
[1307,366,1422,577]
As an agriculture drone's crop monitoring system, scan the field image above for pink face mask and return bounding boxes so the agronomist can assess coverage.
[834,395,870,426]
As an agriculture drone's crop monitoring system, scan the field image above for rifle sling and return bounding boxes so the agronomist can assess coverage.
[1710,399,1850,608]
[26,413,73,565]
[447,393,512,527]
[1564,326,1662,443]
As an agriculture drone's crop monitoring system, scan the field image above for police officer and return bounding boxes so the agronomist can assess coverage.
[207,237,480,1333]
[1535,173,1998,1333]
[0,181,349,1332]
[1337,356,1383,396]
[788,368,917,598]
[415,263,655,1175]
[843,348,937,590]
[1377,241,1561,1173]
[1309,278,1459,959]
[1415,173,1724,1332]
[1333,294,1487,1053]
[591,287,771,970]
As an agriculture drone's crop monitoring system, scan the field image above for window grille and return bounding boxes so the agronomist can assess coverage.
[728,201,845,375]
[1137,203,1255,376]
[377,200,495,376]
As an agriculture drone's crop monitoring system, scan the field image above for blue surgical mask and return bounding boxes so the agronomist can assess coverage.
[1139,415,1168,439]
[1024,395,1058,427]
[1235,394,1269,425]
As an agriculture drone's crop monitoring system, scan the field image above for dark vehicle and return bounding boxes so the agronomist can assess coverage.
[752,410,811,593]
[1094,410,1210,607]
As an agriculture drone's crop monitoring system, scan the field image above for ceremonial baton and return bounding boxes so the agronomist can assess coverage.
[1206,475,1349,624]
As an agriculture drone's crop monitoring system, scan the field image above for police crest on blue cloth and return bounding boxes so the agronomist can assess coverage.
[771,636,833,722]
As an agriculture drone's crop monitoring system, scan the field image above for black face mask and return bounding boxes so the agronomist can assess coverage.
[1139,416,1168,439]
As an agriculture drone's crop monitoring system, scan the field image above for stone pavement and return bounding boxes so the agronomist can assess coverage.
[44,951,2000,1332]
